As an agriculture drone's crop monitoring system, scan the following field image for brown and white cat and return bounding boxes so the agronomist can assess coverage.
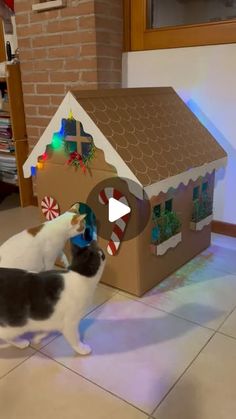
[0,210,86,272]
[0,241,105,354]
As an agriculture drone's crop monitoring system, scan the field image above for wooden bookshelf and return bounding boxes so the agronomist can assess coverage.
[0,21,34,207]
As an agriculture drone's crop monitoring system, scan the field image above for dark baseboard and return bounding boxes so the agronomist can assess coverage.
[212,220,236,238]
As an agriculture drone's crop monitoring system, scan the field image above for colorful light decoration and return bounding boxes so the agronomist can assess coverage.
[51,132,63,149]
[68,109,74,120]
[31,166,36,176]
[34,111,95,174]
[37,162,44,170]
[51,118,68,149]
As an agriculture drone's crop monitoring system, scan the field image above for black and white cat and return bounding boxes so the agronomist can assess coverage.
[0,241,105,355]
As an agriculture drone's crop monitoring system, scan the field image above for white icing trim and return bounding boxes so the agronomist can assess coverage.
[144,157,227,198]
[152,232,182,256]
[67,93,143,199]
[23,93,71,178]
[23,89,227,201]
[23,91,143,199]
[190,214,213,231]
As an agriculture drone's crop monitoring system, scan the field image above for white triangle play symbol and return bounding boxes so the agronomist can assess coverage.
[108,198,131,222]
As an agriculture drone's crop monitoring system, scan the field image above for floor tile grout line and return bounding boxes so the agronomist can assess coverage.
[217,330,236,342]
[213,302,236,335]
[116,291,216,332]
[150,329,217,417]
[0,349,38,382]
[37,349,150,417]
[0,290,117,381]
[84,291,119,318]
[151,303,236,416]
[27,293,119,351]
[29,333,61,351]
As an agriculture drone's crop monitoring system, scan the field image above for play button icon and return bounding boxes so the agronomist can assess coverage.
[86,176,151,242]
[108,197,131,222]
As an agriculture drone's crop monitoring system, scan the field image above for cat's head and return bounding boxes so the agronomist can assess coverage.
[68,213,87,238]
[70,240,106,278]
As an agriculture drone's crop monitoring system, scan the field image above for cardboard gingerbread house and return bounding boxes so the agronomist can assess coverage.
[23,88,227,296]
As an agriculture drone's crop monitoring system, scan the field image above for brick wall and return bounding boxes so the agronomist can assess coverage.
[14,0,123,152]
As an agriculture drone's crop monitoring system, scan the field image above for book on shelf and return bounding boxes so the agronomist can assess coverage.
[0,153,17,184]
[0,137,14,153]
[0,172,18,184]
[0,154,16,166]
[0,127,12,139]
[0,120,11,125]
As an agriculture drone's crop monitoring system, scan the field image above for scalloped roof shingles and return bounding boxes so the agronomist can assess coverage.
[72,87,226,187]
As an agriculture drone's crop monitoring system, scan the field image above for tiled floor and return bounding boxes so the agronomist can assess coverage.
[1,193,236,418]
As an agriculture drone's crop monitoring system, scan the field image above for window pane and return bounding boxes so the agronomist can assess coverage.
[81,142,91,158]
[202,181,208,193]
[65,140,77,153]
[148,0,236,29]
[153,204,161,218]
[193,186,199,201]
[165,199,172,212]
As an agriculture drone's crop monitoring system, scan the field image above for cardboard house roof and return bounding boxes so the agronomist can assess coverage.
[23,87,227,198]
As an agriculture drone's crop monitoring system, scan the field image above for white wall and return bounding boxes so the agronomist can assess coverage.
[123,44,236,224]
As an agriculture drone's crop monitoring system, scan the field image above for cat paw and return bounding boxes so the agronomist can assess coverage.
[31,333,48,346]
[75,342,92,356]
[14,339,30,349]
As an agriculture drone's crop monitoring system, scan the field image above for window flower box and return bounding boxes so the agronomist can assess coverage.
[150,232,182,256]
[191,191,213,232]
[190,214,213,231]
[151,208,182,256]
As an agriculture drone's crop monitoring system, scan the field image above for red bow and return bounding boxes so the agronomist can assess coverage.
[67,151,86,173]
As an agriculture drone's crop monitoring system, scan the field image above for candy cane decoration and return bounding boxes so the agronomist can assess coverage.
[99,188,130,256]
[41,196,60,221]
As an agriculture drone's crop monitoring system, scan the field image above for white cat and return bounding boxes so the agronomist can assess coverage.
[0,241,105,355]
[0,209,86,272]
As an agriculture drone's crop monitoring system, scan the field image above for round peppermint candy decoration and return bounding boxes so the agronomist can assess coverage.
[41,196,60,221]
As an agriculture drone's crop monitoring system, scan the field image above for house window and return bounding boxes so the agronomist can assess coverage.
[64,118,76,136]
[153,203,161,218]
[81,142,92,158]
[165,199,172,213]
[202,182,208,193]
[65,140,77,153]
[193,186,199,201]
[124,0,236,51]
[148,0,236,29]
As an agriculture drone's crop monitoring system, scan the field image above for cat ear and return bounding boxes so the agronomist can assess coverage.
[69,203,80,214]
[71,213,86,226]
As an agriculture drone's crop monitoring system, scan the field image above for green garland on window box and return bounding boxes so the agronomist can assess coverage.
[151,210,182,245]
[191,192,213,223]
[83,141,96,167]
